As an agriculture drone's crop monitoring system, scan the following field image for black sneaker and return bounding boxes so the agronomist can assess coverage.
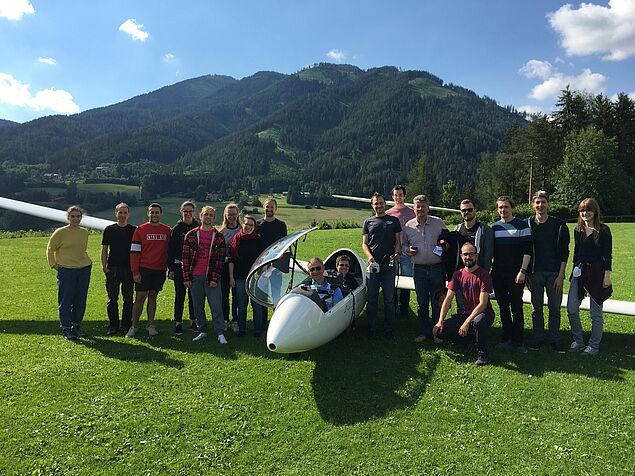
[106,327,118,336]
[475,354,490,366]
[551,342,566,354]
[175,323,183,335]
[190,320,198,332]
[495,340,512,349]
[72,326,86,338]
[62,329,76,340]
[384,330,394,340]
[528,340,543,351]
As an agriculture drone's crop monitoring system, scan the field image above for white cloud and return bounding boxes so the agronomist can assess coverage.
[519,60,553,79]
[326,49,346,62]
[0,72,80,114]
[548,0,635,60]
[162,53,175,63]
[119,18,149,42]
[29,89,80,113]
[529,68,607,101]
[0,73,31,106]
[38,57,56,65]
[517,105,543,116]
[0,0,34,20]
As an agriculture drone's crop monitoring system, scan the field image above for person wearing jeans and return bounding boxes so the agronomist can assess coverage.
[47,205,93,340]
[181,205,228,344]
[402,194,447,342]
[362,192,402,339]
[229,215,265,336]
[567,198,613,355]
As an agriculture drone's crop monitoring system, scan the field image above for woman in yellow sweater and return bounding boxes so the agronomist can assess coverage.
[47,206,92,339]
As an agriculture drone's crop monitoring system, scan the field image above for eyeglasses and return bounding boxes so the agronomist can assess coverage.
[309,266,322,272]
[337,264,350,268]
[460,208,474,213]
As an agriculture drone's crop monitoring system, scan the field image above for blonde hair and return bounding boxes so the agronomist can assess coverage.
[219,203,241,231]
[66,205,83,220]
[199,205,216,219]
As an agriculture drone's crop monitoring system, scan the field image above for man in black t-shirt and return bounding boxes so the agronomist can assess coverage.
[101,203,136,334]
[526,191,570,353]
[255,198,287,337]
[362,192,402,339]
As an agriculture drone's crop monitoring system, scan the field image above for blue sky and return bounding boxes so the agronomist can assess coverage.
[1,0,634,123]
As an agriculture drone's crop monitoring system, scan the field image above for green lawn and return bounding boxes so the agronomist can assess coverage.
[0,227,633,475]
[93,194,373,232]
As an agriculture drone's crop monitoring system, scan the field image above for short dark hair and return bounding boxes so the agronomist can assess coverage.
[496,196,515,209]
[148,202,162,212]
[180,201,195,211]
[336,255,351,266]
[371,192,385,202]
[460,198,475,209]
[531,190,549,202]
[391,185,406,196]
[264,197,278,207]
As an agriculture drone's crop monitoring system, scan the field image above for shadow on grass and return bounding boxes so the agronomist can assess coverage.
[81,336,185,369]
[309,318,441,426]
[489,329,635,380]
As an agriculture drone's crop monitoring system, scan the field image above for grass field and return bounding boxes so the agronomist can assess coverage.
[0,226,633,475]
[93,194,373,232]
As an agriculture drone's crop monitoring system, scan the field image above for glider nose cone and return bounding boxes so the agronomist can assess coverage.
[267,294,322,353]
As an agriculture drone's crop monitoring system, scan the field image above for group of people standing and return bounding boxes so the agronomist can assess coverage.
[361,186,613,365]
[46,198,287,343]
[46,190,613,364]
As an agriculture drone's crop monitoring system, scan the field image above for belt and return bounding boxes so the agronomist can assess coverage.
[414,263,443,270]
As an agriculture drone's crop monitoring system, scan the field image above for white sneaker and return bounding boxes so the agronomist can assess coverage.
[582,346,599,355]
[218,334,228,344]
[193,332,207,341]
[231,321,239,333]
[147,325,159,337]
[414,335,426,343]
[125,327,137,338]
[224,320,230,331]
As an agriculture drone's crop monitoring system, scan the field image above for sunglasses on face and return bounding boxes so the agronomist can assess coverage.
[309,266,322,272]
[460,208,474,213]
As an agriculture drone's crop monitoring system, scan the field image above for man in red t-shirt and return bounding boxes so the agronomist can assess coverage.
[433,242,495,365]
[126,203,171,338]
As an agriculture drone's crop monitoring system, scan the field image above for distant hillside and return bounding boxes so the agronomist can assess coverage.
[0,119,18,127]
[176,65,526,194]
[0,63,526,195]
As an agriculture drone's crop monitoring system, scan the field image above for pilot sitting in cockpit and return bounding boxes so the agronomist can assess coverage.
[305,257,344,310]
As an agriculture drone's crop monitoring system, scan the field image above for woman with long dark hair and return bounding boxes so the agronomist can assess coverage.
[567,198,612,355]
[228,215,264,336]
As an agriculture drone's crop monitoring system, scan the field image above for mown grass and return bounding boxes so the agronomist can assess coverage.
[0,227,633,475]
[92,194,372,233]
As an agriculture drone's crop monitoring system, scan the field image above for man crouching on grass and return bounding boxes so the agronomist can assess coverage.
[433,243,495,366]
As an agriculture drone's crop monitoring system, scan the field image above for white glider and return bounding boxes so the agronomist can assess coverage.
[246,227,367,353]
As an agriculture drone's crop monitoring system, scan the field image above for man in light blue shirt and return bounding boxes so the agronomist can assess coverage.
[307,257,343,310]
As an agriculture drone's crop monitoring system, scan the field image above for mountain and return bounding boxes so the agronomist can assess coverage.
[0,74,236,164]
[0,119,19,127]
[0,64,526,195]
[174,66,526,194]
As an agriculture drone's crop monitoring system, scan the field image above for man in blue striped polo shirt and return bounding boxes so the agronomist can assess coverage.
[491,196,532,353]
